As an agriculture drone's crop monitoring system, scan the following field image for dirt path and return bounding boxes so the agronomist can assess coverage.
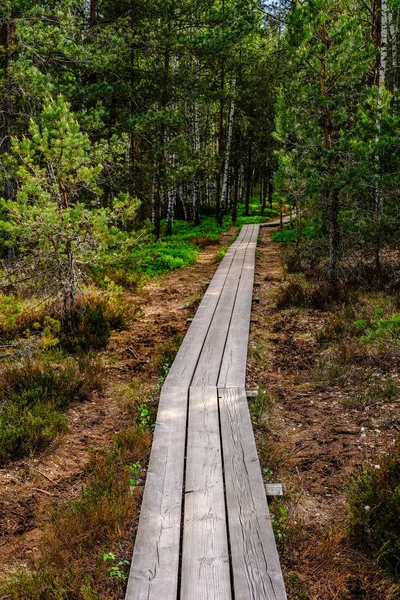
[0,231,236,577]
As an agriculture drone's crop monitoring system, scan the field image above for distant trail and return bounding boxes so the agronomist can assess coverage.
[260,214,292,228]
[125,224,287,600]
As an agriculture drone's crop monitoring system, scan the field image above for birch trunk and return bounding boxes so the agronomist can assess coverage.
[245,143,252,216]
[165,166,176,235]
[374,0,387,272]
[389,6,397,102]
[215,69,224,225]
[192,102,201,225]
[152,167,161,240]
[221,76,236,212]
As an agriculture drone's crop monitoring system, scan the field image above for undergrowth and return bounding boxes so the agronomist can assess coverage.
[0,426,151,599]
[347,440,400,576]
[0,354,102,462]
[0,334,178,598]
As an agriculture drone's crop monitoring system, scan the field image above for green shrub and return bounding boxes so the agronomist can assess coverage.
[60,300,111,353]
[0,356,102,461]
[131,240,199,278]
[355,309,400,347]
[276,277,344,310]
[271,228,298,243]
[0,400,68,461]
[347,441,400,575]
[60,294,132,353]
[271,221,322,243]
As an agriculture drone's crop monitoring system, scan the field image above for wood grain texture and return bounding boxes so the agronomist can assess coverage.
[126,224,287,600]
[218,387,287,600]
[218,225,259,388]
[125,387,188,600]
[191,228,254,387]
[180,387,232,600]
[165,225,252,388]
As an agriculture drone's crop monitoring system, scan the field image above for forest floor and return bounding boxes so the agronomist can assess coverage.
[1,224,400,599]
[249,227,400,600]
[0,229,236,584]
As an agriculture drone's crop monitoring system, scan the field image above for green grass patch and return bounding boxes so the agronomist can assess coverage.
[131,240,199,278]
[271,220,322,243]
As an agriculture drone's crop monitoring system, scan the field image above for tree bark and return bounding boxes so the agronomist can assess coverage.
[216,69,225,226]
[221,75,236,213]
[245,143,252,216]
[0,11,16,200]
[374,0,387,272]
[192,102,201,225]
[232,165,239,224]
[329,189,340,284]
[90,0,97,25]
[152,167,161,240]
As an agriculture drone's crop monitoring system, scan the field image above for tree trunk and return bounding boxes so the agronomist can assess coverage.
[221,76,236,213]
[329,189,340,284]
[0,11,16,200]
[232,166,239,224]
[245,144,252,216]
[374,0,387,271]
[152,167,161,240]
[165,179,176,236]
[389,6,398,104]
[216,69,225,226]
[192,102,201,225]
[90,0,97,25]
[62,240,77,317]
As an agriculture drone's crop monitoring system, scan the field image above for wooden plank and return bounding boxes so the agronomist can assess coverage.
[218,388,287,600]
[265,484,284,497]
[191,230,254,387]
[165,225,253,388]
[125,387,188,600]
[218,225,259,388]
[180,387,231,600]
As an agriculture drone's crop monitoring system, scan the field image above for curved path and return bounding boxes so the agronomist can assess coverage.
[125,224,287,600]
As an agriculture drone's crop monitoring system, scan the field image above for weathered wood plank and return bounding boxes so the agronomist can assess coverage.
[218,387,287,600]
[180,387,232,600]
[125,387,188,600]
[165,225,252,388]
[218,225,259,388]
[191,230,254,387]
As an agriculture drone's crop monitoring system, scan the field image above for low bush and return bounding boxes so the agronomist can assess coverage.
[59,292,137,353]
[0,355,102,461]
[347,440,400,575]
[276,276,350,310]
[0,290,135,356]
[249,386,275,432]
[0,424,151,599]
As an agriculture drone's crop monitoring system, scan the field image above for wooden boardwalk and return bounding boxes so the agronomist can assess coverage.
[125,224,287,600]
